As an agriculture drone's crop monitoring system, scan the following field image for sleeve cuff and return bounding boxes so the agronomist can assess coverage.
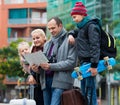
[91,63,98,68]
[68,30,75,36]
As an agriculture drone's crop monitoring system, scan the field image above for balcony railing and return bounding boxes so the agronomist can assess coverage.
[6,75,19,82]
[4,0,24,4]
[4,0,46,4]
[8,37,32,43]
[8,18,47,25]
[27,0,47,3]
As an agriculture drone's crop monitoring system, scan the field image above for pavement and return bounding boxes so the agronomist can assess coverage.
[0,101,107,105]
[0,98,108,105]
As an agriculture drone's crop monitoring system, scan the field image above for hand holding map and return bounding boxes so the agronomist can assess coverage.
[24,50,48,65]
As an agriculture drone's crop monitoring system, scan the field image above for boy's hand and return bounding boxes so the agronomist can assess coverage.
[40,63,50,70]
[68,35,75,45]
[87,68,98,76]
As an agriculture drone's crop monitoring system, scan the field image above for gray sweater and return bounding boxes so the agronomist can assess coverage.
[40,29,77,90]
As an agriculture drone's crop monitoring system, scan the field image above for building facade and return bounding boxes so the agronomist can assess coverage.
[0,0,47,48]
[113,0,120,36]
[0,0,47,102]
[47,0,120,36]
[47,0,80,27]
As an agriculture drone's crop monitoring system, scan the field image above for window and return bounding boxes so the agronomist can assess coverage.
[9,9,27,19]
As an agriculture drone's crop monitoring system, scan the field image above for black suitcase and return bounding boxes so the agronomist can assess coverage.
[61,89,86,105]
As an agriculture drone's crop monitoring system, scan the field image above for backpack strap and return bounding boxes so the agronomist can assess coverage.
[106,32,111,47]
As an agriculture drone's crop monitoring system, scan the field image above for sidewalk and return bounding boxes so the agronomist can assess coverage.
[0,101,107,105]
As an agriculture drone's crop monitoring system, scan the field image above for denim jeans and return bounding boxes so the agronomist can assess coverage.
[43,76,64,105]
[81,76,98,105]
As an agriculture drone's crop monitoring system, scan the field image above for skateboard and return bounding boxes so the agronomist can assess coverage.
[71,57,116,80]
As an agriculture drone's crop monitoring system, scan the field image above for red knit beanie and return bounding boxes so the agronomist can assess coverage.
[71,2,87,16]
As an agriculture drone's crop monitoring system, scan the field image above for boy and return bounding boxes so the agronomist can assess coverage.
[69,2,101,105]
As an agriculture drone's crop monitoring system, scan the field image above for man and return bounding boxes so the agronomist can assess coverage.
[40,17,77,105]
[68,2,101,105]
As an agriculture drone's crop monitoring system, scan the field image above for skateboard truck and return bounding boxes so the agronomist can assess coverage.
[74,67,83,80]
[104,56,112,70]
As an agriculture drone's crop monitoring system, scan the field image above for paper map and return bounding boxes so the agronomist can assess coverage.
[24,50,48,65]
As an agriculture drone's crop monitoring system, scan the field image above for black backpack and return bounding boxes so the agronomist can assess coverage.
[84,20,117,59]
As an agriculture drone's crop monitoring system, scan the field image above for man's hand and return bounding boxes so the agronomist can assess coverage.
[87,68,98,76]
[68,35,75,45]
[40,63,50,70]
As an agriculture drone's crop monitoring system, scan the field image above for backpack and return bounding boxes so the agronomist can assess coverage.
[84,20,117,59]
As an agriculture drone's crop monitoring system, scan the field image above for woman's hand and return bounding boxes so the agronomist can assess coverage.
[30,64,40,73]
[28,75,37,84]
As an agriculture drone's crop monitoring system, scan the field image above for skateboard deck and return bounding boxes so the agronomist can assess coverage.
[71,57,116,80]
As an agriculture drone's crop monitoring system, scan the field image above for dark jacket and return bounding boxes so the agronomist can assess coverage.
[69,19,101,68]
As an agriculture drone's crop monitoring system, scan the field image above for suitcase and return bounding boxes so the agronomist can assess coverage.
[9,85,36,105]
[9,98,36,105]
[61,89,86,105]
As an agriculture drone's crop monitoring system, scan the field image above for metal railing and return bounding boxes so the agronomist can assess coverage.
[4,0,47,4]
[4,0,24,4]
[27,0,47,3]
[8,18,47,25]
[8,37,32,43]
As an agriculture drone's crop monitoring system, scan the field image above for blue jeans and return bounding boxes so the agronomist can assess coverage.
[81,76,98,105]
[43,76,64,105]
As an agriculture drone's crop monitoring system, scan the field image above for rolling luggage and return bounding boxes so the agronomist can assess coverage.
[9,98,36,105]
[61,89,86,105]
[9,85,36,105]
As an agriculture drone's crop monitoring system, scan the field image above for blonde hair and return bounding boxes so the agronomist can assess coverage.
[18,41,30,74]
[31,29,47,41]
[17,41,30,56]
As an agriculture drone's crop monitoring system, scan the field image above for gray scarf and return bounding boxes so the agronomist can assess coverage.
[48,28,67,58]
[51,28,67,44]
